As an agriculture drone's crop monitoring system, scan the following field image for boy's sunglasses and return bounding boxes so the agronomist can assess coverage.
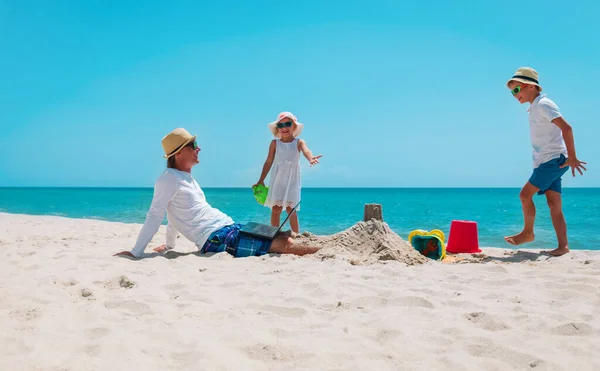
[511,86,523,96]
[276,121,293,129]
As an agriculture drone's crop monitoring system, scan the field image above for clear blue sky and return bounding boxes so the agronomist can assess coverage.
[1,0,598,187]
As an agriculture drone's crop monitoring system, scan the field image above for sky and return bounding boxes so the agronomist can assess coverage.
[1,0,598,188]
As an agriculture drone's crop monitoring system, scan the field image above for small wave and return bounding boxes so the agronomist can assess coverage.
[49,212,68,217]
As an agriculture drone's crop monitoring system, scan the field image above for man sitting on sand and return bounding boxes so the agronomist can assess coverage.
[114,128,320,259]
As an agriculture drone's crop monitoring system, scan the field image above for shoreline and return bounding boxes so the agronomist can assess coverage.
[1,211,599,253]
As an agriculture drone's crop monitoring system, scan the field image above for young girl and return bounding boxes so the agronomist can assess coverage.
[254,111,322,233]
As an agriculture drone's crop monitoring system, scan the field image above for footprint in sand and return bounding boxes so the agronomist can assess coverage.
[256,304,307,318]
[82,343,101,356]
[170,350,208,369]
[61,279,78,287]
[485,278,521,287]
[440,326,464,338]
[306,286,329,298]
[98,275,136,290]
[24,264,43,271]
[444,299,475,309]
[283,297,314,307]
[18,251,36,257]
[244,343,294,361]
[467,342,544,369]
[270,328,294,339]
[486,265,509,273]
[164,283,186,291]
[80,288,93,299]
[85,327,111,340]
[408,288,439,296]
[549,322,596,336]
[375,329,403,344]
[9,308,41,322]
[104,300,152,315]
[465,312,509,331]
[350,295,435,309]
[389,296,435,309]
[563,283,599,294]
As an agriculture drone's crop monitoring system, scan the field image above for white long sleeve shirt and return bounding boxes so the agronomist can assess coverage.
[131,169,234,258]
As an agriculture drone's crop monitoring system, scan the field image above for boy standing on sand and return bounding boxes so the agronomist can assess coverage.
[504,67,587,256]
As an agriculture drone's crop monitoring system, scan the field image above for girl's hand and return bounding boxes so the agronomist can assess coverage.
[560,157,587,176]
[253,181,265,187]
[309,155,322,166]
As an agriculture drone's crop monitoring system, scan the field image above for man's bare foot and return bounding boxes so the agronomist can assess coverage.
[280,230,299,238]
[504,231,535,246]
[544,246,570,257]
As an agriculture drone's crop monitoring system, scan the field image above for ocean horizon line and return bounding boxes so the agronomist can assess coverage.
[0,186,598,190]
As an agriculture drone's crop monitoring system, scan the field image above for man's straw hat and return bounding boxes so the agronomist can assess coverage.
[161,128,196,158]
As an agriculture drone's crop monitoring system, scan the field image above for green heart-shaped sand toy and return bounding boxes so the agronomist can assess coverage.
[252,184,268,205]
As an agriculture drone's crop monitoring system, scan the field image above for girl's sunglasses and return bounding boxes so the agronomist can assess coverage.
[276,121,293,129]
[511,86,523,96]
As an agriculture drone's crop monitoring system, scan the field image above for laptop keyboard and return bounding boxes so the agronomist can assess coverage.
[254,224,278,234]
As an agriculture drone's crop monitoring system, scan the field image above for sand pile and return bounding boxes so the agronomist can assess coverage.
[296,219,429,266]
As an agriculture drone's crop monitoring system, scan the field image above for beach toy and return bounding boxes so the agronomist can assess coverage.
[408,229,446,260]
[446,220,481,254]
[252,184,268,205]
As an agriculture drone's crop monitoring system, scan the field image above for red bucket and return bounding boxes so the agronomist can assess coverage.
[446,220,481,254]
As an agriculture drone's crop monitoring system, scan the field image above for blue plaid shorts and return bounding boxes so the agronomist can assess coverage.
[200,224,272,257]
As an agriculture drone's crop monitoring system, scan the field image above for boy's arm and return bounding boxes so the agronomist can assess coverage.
[255,140,276,185]
[552,117,587,176]
[298,139,322,166]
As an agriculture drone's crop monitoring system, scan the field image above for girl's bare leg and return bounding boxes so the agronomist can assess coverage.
[285,206,300,233]
[271,205,283,227]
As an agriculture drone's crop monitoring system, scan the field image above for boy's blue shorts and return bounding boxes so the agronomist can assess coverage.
[200,224,272,257]
[529,154,569,195]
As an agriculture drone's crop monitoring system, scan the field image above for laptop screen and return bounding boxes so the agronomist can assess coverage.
[277,201,301,232]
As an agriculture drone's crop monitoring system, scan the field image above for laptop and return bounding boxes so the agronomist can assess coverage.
[240,202,300,240]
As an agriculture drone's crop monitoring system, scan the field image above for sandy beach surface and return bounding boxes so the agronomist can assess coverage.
[1,212,599,371]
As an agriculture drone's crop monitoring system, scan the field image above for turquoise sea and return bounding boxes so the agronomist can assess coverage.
[0,187,599,250]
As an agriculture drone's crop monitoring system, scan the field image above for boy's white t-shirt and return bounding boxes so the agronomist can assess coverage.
[131,168,234,258]
[528,94,568,168]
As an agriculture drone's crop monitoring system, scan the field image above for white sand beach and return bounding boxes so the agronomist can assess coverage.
[1,212,599,371]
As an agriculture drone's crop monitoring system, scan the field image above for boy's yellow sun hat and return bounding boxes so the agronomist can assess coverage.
[507,67,542,91]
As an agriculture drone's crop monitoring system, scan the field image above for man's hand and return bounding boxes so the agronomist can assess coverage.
[114,251,136,258]
[561,157,587,176]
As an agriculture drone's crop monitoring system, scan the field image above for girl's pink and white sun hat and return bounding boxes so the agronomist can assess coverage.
[268,111,304,138]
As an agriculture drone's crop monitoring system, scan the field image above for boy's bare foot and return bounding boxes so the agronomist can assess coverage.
[544,246,570,257]
[504,231,535,246]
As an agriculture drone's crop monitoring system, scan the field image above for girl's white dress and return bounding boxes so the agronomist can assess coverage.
[265,138,301,210]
